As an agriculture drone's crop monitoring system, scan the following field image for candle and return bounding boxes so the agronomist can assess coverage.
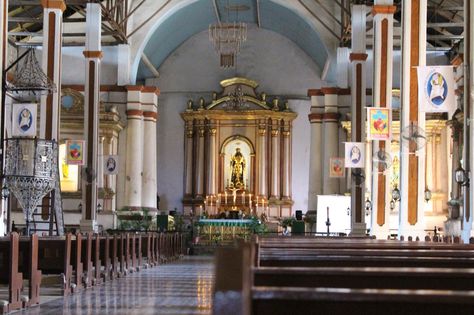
[225,192,227,205]
[199,205,203,216]
[249,194,252,206]
[242,192,245,206]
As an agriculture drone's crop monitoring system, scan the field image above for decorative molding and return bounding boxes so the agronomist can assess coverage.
[371,5,397,16]
[83,50,103,59]
[349,53,368,62]
[41,0,66,11]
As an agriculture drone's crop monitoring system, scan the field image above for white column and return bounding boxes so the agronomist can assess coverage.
[142,88,159,210]
[307,93,324,210]
[282,121,291,199]
[80,3,102,232]
[124,87,143,208]
[337,47,350,88]
[350,5,368,236]
[425,136,433,213]
[117,44,131,86]
[322,90,340,195]
[40,0,65,141]
[370,1,395,239]
[97,136,104,189]
[399,0,427,238]
[195,121,205,198]
[270,119,280,199]
[257,120,267,198]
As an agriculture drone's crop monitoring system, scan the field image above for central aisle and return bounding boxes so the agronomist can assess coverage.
[19,256,214,315]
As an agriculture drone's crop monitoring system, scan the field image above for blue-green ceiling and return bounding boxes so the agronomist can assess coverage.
[136,0,331,81]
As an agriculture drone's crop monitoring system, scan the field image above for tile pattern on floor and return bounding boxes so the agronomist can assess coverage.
[15,256,214,315]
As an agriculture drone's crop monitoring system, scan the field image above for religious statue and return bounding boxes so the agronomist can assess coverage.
[230,148,245,189]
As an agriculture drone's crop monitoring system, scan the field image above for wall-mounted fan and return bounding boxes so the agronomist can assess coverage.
[373,149,392,172]
[351,169,365,186]
[401,122,426,153]
[81,167,96,183]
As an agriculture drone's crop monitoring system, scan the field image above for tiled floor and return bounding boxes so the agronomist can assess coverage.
[16,256,214,315]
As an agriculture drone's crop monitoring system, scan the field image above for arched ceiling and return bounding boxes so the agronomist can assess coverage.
[136,0,331,81]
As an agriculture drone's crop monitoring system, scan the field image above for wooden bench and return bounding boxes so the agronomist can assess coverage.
[0,233,23,314]
[18,235,41,307]
[214,239,474,315]
[37,234,73,296]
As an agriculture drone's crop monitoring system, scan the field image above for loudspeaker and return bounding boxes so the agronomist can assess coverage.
[296,210,303,221]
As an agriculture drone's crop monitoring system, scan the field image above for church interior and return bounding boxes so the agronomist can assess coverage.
[2,0,474,314]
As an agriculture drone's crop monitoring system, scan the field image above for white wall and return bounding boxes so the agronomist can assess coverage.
[148,27,323,213]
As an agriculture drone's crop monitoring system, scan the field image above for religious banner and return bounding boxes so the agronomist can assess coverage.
[344,142,365,168]
[66,140,85,165]
[417,66,456,113]
[329,157,345,178]
[367,108,390,140]
[12,103,37,137]
[104,155,119,175]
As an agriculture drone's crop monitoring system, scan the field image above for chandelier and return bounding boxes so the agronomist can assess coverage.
[209,4,247,68]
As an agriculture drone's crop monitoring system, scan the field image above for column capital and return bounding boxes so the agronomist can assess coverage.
[271,130,280,137]
[143,86,161,96]
[323,112,340,122]
[371,5,397,16]
[282,131,291,137]
[349,53,368,62]
[41,0,66,11]
[83,50,103,59]
[126,110,143,118]
[198,127,205,137]
[143,111,158,121]
[308,113,324,123]
[258,128,267,136]
[209,128,217,136]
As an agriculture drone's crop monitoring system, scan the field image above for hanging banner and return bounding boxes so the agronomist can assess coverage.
[104,155,119,175]
[329,157,345,178]
[66,140,85,165]
[417,66,456,113]
[12,103,37,137]
[367,108,390,140]
[344,142,365,168]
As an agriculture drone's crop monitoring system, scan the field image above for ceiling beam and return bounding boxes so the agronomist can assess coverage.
[427,22,464,28]
[212,0,221,24]
[255,0,261,28]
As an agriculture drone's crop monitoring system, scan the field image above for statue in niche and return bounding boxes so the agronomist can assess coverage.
[230,148,246,189]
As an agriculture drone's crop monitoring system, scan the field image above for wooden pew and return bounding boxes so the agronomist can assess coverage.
[37,234,73,296]
[92,234,102,285]
[99,235,112,281]
[0,233,23,314]
[80,233,93,288]
[18,234,41,307]
[251,287,474,315]
[70,234,84,291]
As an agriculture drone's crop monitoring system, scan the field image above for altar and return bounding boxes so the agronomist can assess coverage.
[181,77,297,220]
[197,219,255,244]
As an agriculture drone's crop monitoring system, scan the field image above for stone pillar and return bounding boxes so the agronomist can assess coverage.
[124,86,144,208]
[281,121,291,199]
[350,5,368,236]
[184,119,194,198]
[257,119,267,199]
[270,119,280,200]
[40,0,65,141]
[97,136,104,189]
[195,120,205,198]
[370,1,396,239]
[142,88,159,210]
[399,0,427,238]
[425,136,433,212]
[80,3,101,232]
[322,89,340,195]
[307,92,324,211]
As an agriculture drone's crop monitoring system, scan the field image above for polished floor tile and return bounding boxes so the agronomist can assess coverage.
[16,256,214,315]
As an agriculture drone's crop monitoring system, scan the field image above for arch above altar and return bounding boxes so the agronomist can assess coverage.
[181,77,297,220]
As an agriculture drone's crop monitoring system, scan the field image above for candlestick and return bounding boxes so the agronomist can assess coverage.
[199,205,203,216]
[249,193,252,206]
[242,192,245,206]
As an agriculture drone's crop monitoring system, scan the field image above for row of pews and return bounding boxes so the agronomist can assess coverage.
[0,232,185,314]
[213,236,474,315]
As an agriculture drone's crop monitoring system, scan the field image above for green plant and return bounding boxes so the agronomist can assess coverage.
[248,216,268,234]
[279,217,296,228]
